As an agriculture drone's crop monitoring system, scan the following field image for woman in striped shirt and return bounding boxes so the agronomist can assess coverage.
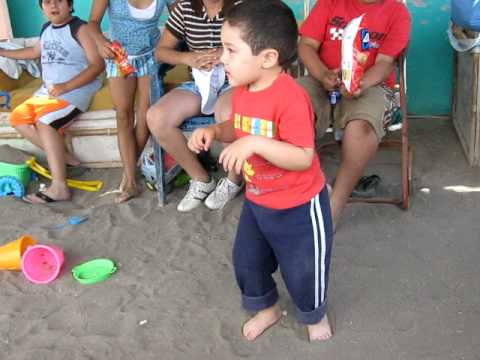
[147,0,243,213]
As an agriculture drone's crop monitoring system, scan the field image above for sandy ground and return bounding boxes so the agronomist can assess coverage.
[0,118,479,360]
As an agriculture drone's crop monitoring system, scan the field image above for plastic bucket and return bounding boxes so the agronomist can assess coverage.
[0,161,32,188]
[0,235,37,270]
[21,245,64,284]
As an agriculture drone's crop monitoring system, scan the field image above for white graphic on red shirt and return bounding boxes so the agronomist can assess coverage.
[330,27,344,40]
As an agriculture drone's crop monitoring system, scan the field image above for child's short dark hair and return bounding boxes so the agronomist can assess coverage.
[225,0,298,70]
[39,0,74,13]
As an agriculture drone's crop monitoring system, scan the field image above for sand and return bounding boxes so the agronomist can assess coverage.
[1,118,480,360]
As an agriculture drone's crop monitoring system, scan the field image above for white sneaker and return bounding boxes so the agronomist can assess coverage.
[205,177,243,210]
[177,178,217,212]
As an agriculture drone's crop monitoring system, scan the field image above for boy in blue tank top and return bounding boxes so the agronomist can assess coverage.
[0,0,104,204]
[88,0,175,203]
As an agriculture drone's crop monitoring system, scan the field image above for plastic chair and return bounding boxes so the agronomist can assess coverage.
[150,69,215,207]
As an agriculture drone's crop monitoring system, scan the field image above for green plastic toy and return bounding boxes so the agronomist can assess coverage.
[72,258,117,285]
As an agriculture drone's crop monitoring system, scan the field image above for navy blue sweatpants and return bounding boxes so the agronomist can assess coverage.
[233,187,334,325]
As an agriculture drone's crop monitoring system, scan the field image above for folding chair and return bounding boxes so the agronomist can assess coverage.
[302,0,413,209]
[150,67,215,207]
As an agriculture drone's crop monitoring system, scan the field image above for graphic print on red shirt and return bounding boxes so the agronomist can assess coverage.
[232,73,325,210]
[300,0,411,87]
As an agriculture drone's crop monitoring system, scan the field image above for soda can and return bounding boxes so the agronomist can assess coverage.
[329,90,341,106]
[361,29,370,50]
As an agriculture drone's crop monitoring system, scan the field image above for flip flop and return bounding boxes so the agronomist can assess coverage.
[22,191,70,204]
[351,175,381,198]
[114,188,140,204]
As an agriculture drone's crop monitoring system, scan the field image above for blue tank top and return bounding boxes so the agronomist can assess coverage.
[35,17,102,112]
[108,0,173,55]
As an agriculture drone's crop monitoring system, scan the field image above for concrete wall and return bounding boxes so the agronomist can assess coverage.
[6,0,454,115]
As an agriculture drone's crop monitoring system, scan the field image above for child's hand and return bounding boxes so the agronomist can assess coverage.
[320,68,341,92]
[219,137,254,175]
[188,127,216,153]
[97,39,115,59]
[48,83,69,97]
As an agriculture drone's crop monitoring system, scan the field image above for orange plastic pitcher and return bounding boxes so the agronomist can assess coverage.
[0,235,37,270]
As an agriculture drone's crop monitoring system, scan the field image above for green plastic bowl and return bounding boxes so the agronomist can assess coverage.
[0,161,32,187]
[72,258,117,285]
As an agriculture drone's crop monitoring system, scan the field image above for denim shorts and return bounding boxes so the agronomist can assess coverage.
[176,80,231,98]
[106,50,157,78]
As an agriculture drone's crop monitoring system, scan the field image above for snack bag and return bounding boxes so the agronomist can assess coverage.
[110,41,134,77]
[341,14,370,94]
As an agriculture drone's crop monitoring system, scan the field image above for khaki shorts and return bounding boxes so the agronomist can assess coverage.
[298,76,392,141]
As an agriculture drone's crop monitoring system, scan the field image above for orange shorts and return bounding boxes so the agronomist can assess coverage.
[10,97,81,130]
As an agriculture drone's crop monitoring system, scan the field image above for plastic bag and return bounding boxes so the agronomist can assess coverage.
[447,21,480,52]
[110,41,134,77]
[341,14,370,94]
[451,0,480,32]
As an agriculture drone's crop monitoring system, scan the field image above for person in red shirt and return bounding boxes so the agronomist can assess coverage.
[188,0,334,342]
[298,0,411,226]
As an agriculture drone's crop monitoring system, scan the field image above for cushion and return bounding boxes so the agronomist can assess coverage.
[0,70,38,92]
[0,64,191,113]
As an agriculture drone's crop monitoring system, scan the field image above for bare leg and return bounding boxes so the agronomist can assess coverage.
[14,124,80,166]
[242,303,282,341]
[330,119,378,226]
[134,75,152,156]
[307,314,332,341]
[146,89,209,182]
[115,76,152,196]
[23,123,70,203]
[108,76,139,203]
[213,89,242,185]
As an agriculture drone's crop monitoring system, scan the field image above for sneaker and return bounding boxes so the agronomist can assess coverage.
[177,178,216,212]
[205,177,243,210]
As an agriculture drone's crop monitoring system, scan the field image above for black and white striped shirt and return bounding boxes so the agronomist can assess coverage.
[165,1,225,51]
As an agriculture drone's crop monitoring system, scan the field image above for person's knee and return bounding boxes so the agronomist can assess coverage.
[146,106,171,140]
[346,119,378,141]
[115,108,134,131]
[214,101,231,123]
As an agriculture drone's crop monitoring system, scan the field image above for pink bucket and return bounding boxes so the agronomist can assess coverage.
[21,245,64,284]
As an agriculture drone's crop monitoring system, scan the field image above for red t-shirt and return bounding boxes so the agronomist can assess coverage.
[232,73,325,209]
[300,0,411,88]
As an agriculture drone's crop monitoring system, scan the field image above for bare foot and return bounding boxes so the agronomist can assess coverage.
[243,304,282,341]
[114,186,139,204]
[65,152,81,167]
[118,174,127,192]
[307,314,332,342]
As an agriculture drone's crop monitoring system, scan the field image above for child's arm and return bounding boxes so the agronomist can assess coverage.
[0,42,41,60]
[219,136,315,175]
[48,25,105,97]
[188,121,236,153]
[87,0,115,59]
